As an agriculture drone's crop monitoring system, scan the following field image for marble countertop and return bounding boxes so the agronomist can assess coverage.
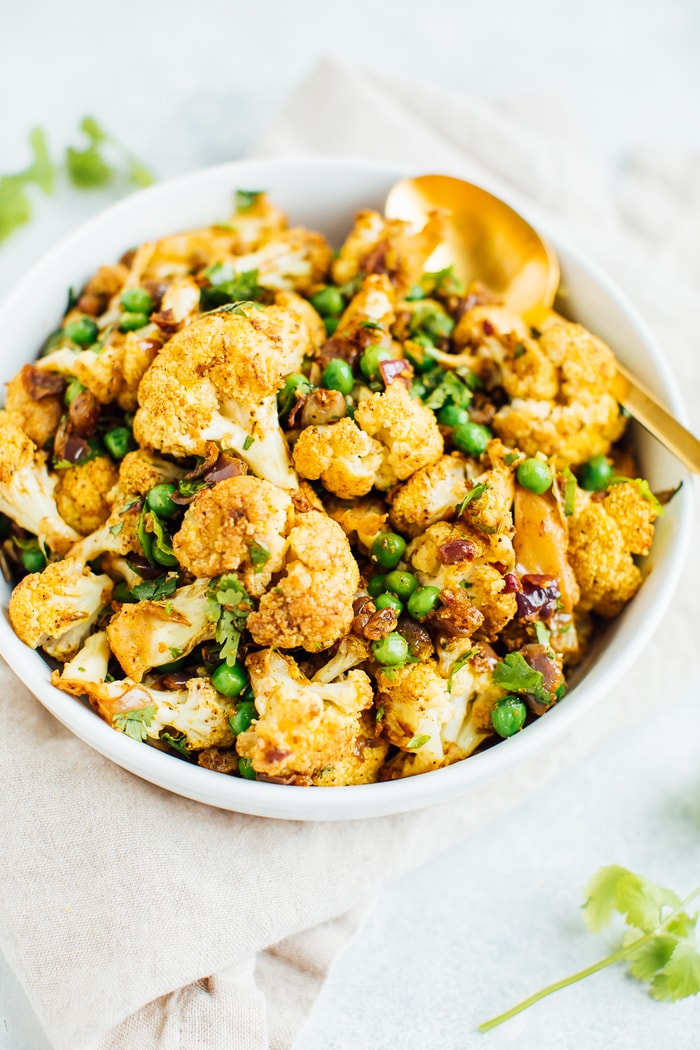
[1,1,699,1046]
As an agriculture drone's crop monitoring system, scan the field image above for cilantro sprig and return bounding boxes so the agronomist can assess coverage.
[208,574,254,665]
[113,705,156,742]
[479,866,700,1032]
[492,652,553,705]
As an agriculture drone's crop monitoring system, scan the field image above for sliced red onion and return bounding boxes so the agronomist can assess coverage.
[503,572,522,593]
[515,574,561,622]
[437,538,477,565]
[379,359,412,388]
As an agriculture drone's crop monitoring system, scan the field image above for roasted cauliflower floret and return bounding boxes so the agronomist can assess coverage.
[173,475,293,594]
[331,209,445,296]
[568,482,657,617]
[117,450,185,498]
[106,578,216,681]
[376,661,454,770]
[119,330,162,411]
[228,228,332,295]
[389,454,474,538]
[0,411,80,554]
[54,456,119,536]
[9,558,113,661]
[36,340,127,405]
[324,494,389,554]
[453,304,558,400]
[494,320,625,464]
[247,511,359,652]
[5,366,63,448]
[54,634,235,751]
[293,417,384,499]
[133,304,307,488]
[354,381,443,490]
[236,648,381,783]
[274,290,326,351]
[66,495,144,565]
[336,273,397,339]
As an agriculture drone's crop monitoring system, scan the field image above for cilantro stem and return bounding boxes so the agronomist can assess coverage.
[478,881,700,1033]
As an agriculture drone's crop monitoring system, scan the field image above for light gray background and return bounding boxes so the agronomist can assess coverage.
[1,1,699,1047]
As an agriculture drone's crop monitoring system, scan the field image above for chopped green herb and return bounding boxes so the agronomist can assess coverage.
[248,541,271,572]
[376,704,385,723]
[533,621,551,645]
[131,575,178,602]
[479,866,700,1032]
[359,320,382,330]
[242,435,254,451]
[113,705,155,742]
[448,649,477,692]
[200,267,265,310]
[168,647,184,660]
[456,481,490,517]
[208,575,254,665]
[120,498,140,515]
[503,451,521,467]
[406,734,431,750]
[235,189,263,212]
[0,128,54,243]
[178,477,208,499]
[513,342,526,359]
[420,266,465,297]
[424,370,473,412]
[562,465,577,516]
[492,651,546,697]
[108,522,123,537]
[159,729,190,756]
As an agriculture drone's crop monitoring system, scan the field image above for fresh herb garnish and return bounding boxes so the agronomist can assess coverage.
[235,189,263,213]
[0,128,53,243]
[406,734,431,750]
[159,729,190,756]
[533,621,551,645]
[208,574,254,665]
[248,541,271,572]
[424,369,473,412]
[456,482,490,517]
[66,117,153,190]
[131,575,178,602]
[504,451,521,467]
[200,266,265,310]
[360,320,383,330]
[492,652,545,696]
[561,465,577,516]
[113,705,156,742]
[242,435,254,451]
[448,649,477,692]
[108,522,124,537]
[480,866,700,1032]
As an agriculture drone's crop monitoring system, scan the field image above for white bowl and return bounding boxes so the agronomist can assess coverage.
[0,157,692,820]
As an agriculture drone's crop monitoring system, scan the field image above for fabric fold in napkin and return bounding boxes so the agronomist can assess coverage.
[1,57,698,1050]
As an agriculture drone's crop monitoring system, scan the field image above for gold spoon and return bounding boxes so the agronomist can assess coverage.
[385,173,700,475]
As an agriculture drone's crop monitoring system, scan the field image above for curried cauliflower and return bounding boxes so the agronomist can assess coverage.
[106,578,215,681]
[293,417,384,499]
[36,339,128,405]
[568,481,657,617]
[389,454,474,538]
[9,558,113,661]
[331,209,446,296]
[53,632,235,751]
[353,381,444,489]
[247,510,359,652]
[5,366,64,448]
[236,648,384,784]
[134,303,308,488]
[117,450,185,498]
[224,228,332,295]
[376,661,454,770]
[173,475,293,594]
[0,411,80,554]
[494,320,625,464]
[54,456,119,536]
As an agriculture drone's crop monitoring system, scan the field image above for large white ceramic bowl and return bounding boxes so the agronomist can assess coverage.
[0,157,692,820]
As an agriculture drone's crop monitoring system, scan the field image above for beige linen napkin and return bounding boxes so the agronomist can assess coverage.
[1,58,699,1050]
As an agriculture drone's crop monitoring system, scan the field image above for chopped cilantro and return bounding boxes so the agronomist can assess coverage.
[66,117,153,190]
[168,647,184,659]
[178,477,208,498]
[108,522,123,536]
[208,574,254,665]
[242,435,254,451]
[131,575,178,602]
[447,649,477,692]
[456,481,490,517]
[200,268,265,310]
[159,729,190,756]
[113,705,155,742]
[562,465,577,516]
[503,451,520,467]
[360,320,383,330]
[406,734,431,750]
[235,189,263,212]
[492,652,546,697]
[533,621,551,645]
[376,704,385,723]
[424,369,473,412]
[513,342,526,359]
[248,541,271,572]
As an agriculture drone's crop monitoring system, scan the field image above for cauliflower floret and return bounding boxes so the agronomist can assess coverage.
[66,495,144,565]
[54,456,119,535]
[106,578,215,681]
[336,273,397,340]
[236,648,381,783]
[389,454,475,538]
[494,320,626,464]
[134,303,307,488]
[324,495,389,555]
[53,634,235,751]
[354,381,443,490]
[226,228,332,295]
[293,417,384,498]
[36,339,127,404]
[0,411,80,554]
[568,482,657,617]
[9,558,113,660]
[158,275,200,325]
[5,366,63,448]
[117,450,185,498]
[376,661,454,771]
[453,304,558,399]
[118,330,162,411]
[173,475,293,594]
[274,290,326,351]
[247,511,359,652]
[331,209,446,296]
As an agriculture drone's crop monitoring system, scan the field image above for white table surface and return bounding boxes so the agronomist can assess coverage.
[1,1,699,1047]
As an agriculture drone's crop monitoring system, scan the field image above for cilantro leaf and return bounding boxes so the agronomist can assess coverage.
[0,177,32,243]
[425,370,473,412]
[492,652,545,696]
[131,575,178,602]
[616,872,682,933]
[448,649,477,692]
[456,481,490,517]
[208,574,254,665]
[582,864,637,932]
[113,705,155,742]
[66,117,113,188]
[533,621,551,645]
[627,935,677,982]
[26,128,54,193]
[650,940,700,1002]
[249,541,271,572]
[159,729,190,756]
[406,734,431,750]
[235,189,263,212]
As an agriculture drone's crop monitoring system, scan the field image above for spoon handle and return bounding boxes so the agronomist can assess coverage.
[611,363,700,475]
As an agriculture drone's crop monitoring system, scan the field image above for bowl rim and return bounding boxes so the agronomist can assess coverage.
[0,154,692,821]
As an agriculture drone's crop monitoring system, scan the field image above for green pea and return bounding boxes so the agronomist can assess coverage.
[367,574,387,598]
[64,317,99,347]
[407,585,441,621]
[118,311,151,332]
[238,757,257,780]
[324,317,339,337]
[491,696,527,738]
[104,426,134,460]
[21,547,46,573]
[229,700,257,736]
[410,380,427,400]
[517,457,553,494]
[321,358,354,395]
[405,284,426,301]
[147,483,179,519]
[371,532,407,569]
[120,287,154,315]
[212,661,249,698]
[453,421,492,456]
[359,345,393,382]
[64,378,86,406]
[375,592,403,616]
[384,569,419,602]
[438,405,470,428]
[371,632,409,666]
[278,372,312,418]
[310,286,345,318]
[578,454,613,491]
